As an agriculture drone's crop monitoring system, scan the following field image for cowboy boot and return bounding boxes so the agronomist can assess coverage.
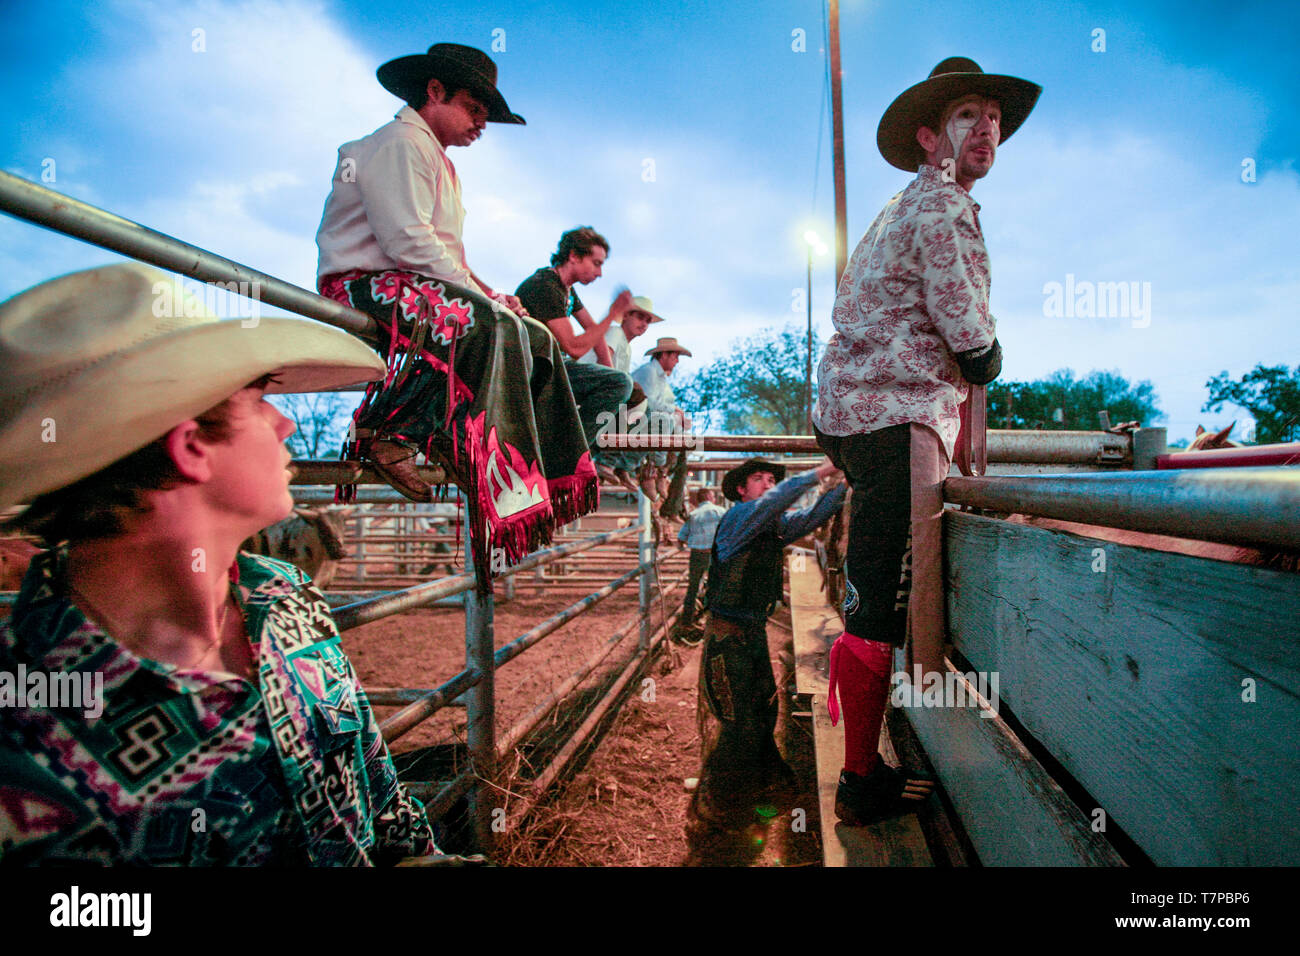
[659,451,689,519]
[369,439,433,503]
[637,463,661,500]
[613,468,642,496]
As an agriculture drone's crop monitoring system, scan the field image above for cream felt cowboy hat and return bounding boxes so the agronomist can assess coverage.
[0,263,385,508]
[621,296,664,325]
[644,336,692,357]
[877,56,1041,172]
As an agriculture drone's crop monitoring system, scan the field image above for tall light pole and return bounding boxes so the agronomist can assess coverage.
[804,230,828,433]
[829,0,848,283]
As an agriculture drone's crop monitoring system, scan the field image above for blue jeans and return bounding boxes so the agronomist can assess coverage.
[564,359,632,449]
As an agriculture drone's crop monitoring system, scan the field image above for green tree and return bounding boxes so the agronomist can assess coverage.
[1203,364,1300,444]
[269,391,359,458]
[676,324,820,435]
[987,369,1162,430]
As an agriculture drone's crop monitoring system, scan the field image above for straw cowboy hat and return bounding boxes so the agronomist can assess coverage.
[621,295,664,325]
[644,336,692,357]
[378,43,525,125]
[877,56,1041,172]
[721,458,787,503]
[0,263,385,508]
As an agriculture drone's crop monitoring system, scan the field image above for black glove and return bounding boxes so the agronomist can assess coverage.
[955,338,1002,385]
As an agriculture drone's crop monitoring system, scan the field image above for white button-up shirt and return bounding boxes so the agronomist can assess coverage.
[813,164,995,459]
[315,107,473,287]
[577,324,631,371]
[633,357,677,413]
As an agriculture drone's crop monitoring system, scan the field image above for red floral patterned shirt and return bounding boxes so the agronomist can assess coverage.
[813,164,995,459]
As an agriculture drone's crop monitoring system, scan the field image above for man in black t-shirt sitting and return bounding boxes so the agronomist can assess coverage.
[515,227,634,460]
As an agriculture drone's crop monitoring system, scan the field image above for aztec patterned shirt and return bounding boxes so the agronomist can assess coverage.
[0,548,437,866]
[813,164,996,459]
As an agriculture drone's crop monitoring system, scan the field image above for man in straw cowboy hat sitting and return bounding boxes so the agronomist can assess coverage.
[814,57,1039,826]
[632,336,694,516]
[689,457,845,835]
[316,43,599,584]
[0,264,443,865]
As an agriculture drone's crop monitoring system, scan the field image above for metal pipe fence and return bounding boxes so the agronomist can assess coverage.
[944,467,1300,551]
[0,171,377,338]
[0,171,695,853]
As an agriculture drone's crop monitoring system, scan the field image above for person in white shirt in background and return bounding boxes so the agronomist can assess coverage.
[673,487,727,644]
[579,295,663,374]
[633,337,693,518]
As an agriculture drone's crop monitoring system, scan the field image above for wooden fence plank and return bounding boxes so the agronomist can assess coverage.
[901,655,1125,866]
[811,696,933,867]
[788,548,840,697]
[945,510,1300,865]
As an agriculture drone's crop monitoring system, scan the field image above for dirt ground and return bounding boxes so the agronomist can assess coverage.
[496,605,824,867]
[338,554,824,867]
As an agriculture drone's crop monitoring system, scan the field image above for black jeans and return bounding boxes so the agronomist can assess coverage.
[563,359,632,448]
[814,424,914,646]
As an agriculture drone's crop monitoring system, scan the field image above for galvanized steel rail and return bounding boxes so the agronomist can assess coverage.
[0,171,378,338]
[944,467,1300,550]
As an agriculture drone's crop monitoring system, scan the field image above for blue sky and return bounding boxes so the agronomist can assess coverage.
[3,0,1297,443]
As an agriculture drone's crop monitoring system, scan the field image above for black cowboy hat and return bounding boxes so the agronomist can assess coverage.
[877,57,1040,172]
[377,43,525,125]
[721,458,787,503]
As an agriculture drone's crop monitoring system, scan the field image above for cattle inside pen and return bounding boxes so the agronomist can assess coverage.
[240,506,349,588]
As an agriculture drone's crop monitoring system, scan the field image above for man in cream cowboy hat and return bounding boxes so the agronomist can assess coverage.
[813,57,1040,827]
[633,336,693,510]
[578,293,665,374]
[578,293,665,492]
[0,264,442,865]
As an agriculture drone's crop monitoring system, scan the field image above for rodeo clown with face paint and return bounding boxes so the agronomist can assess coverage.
[813,58,1040,826]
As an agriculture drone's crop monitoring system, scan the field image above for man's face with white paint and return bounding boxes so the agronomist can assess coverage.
[918,95,1001,191]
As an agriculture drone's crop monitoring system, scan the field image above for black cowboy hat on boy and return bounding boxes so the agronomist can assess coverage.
[722,458,787,503]
[377,43,525,125]
[877,56,1041,172]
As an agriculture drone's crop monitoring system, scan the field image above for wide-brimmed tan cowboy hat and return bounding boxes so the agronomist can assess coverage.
[621,295,664,325]
[644,336,692,357]
[877,56,1041,172]
[378,42,525,125]
[721,458,786,503]
[0,263,385,508]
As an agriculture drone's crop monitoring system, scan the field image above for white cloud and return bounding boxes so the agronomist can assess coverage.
[6,0,1296,448]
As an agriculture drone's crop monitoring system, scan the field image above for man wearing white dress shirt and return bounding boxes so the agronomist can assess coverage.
[633,337,693,516]
[316,42,527,318]
[578,295,662,372]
